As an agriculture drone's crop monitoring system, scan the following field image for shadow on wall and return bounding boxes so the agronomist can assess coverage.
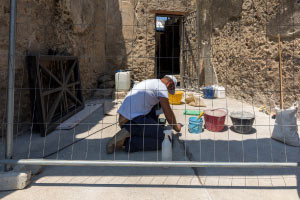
[183,16,204,87]
[267,0,300,41]
[197,0,243,86]
[1,0,109,137]
[105,0,128,72]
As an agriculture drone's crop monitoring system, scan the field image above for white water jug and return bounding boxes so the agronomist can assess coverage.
[162,130,172,161]
[212,85,226,98]
[115,71,131,91]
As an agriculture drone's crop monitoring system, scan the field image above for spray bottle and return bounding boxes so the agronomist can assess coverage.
[162,129,172,162]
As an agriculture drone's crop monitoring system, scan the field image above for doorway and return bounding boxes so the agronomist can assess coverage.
[155,15,182,79]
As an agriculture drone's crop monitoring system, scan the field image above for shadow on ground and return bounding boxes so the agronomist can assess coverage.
[1,100,300,198]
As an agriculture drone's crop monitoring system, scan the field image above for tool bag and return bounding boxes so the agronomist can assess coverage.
[271,102,300,146]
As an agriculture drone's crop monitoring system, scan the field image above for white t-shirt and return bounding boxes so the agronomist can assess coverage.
[117,79,169,120]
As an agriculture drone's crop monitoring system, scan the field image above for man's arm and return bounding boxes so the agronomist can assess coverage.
[159,97,181,132]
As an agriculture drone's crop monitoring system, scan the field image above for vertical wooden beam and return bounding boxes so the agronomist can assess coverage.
[180,18,185,88]
[278,34,284,109]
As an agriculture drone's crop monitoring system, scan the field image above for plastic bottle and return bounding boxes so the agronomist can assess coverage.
[162,130,172,162]
[115,71,131,91]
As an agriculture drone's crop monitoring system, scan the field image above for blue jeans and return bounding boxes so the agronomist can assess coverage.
[121,104,165,153]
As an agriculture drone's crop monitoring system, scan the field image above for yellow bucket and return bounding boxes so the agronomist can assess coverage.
[169,91,184,105]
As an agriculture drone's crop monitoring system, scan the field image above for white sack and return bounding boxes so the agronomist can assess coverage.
[271,102,300,146]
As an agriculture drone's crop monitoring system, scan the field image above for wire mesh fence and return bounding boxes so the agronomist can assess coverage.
[0,0,300,170]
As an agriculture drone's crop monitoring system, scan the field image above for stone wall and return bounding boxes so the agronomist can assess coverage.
[0,0,198,136]
[0,0,106,135]
[106,0,196,81]
[210,0,300,113]
[3,0,298,136]
[0,0,199,136]
[197,0,243,86]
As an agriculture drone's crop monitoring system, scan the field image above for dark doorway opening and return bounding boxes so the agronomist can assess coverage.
[155,15,181,79]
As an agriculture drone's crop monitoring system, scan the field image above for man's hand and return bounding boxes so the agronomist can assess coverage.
[173,123,181,132]
[160,97,180,132]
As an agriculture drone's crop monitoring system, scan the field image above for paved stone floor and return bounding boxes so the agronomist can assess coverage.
[1,97,300,199]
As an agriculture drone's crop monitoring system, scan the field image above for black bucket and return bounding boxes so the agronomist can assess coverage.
[230,111,255,134]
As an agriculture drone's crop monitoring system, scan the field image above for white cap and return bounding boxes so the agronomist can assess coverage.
[165,75,177,95]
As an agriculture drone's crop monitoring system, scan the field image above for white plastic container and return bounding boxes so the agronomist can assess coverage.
[212,85,226,98]
[162,130,172,162]
[115,71,131,91]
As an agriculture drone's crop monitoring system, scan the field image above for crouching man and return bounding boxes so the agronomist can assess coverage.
[106,75,181,154]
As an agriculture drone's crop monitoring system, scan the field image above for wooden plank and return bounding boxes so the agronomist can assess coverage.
[65,60,77,83]
[278,34,284,109]
[63,91,68,112]
[46,91,64,124]
[42,87,63,96]
[39,64,63,86]
[35,56,47,129]
[66,89,83,106]
[73,60,84,103]
[150,10,186,16]
[39,55,77,61]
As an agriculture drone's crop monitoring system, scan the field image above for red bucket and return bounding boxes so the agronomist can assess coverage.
[204,108,227,132]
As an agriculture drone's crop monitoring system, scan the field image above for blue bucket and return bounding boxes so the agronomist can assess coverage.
[188,117,203,134]
[203,86,215,99]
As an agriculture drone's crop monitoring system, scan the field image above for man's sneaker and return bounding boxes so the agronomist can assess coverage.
[106,128,130,154]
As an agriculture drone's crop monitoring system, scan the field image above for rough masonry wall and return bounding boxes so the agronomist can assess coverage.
[0,0,197,136]
[0,0,105,135]
[198,0,243,86]
[106,0,196,81]
[211,0,300,113]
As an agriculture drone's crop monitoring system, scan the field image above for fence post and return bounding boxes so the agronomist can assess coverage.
[5,0,17,172]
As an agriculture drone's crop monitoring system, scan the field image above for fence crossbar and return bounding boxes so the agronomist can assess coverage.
[0,159,299,168]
